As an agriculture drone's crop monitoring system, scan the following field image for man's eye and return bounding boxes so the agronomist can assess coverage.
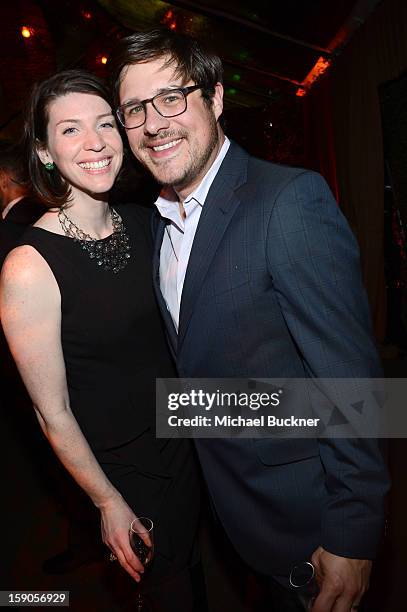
[127,105,143,115]
[162,94,182,104]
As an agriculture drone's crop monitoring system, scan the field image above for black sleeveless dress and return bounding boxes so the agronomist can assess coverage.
[20,204,200,586]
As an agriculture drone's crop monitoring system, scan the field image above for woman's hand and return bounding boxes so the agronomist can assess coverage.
[100,493,145,582]
[0,247,146,584]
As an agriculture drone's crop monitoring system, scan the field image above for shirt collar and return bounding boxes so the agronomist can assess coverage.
[2,196,25,220]
[155,136,230,227]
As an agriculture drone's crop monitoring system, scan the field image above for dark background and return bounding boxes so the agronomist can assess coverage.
[1,1,407,610]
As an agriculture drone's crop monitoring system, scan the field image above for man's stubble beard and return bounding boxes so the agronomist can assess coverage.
[142,115,220,191]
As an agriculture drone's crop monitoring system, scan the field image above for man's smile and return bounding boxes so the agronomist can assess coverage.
[144,137,185,160]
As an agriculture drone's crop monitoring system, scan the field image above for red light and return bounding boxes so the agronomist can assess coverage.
[301,56,332,91]
[296,87,307,97]
[82,10,92,19]
[162,9,177,29]
[21,26,33,38]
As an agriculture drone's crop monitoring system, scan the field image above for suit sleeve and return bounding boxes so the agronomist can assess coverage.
[265,170,389,559]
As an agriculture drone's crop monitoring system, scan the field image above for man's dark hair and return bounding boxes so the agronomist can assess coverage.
[23,69,114,208]
[0,140,28,186]
[109,28,223,108]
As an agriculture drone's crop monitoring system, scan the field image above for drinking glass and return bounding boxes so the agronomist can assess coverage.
[130,517,154,612]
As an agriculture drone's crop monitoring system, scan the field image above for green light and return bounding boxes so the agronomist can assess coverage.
[232,74,241,82]
[227,88,237,95]
[238,50,249,61]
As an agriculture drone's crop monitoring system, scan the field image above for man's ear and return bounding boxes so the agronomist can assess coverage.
[0,170,6,191]
[212,82,224,121]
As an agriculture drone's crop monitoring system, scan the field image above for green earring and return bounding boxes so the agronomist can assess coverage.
[44,161,55,171]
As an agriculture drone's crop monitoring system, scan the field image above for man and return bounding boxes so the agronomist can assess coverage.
[110,29,389,611]
[0,140,44,265]
[0,140,44,386]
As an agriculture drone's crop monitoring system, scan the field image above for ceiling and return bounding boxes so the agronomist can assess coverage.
[0,0,384,141]
[28,0,384,109]
[92,0,383,107]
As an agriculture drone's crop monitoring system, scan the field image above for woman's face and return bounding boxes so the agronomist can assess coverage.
[39,92,123,198]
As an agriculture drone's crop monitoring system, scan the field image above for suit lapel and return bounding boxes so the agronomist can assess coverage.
[152,216,178,354]
[177,143,249,352]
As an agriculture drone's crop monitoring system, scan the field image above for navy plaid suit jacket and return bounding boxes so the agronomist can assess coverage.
[152,141,389,576]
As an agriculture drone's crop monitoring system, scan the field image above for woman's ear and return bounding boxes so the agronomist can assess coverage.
[36,144,53,166]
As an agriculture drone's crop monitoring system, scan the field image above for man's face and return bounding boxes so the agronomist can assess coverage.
[0,170,12,210]
[118,58,224,198]
[0,171,6,208]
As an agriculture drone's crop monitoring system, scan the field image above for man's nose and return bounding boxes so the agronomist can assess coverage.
[143,103,170,135]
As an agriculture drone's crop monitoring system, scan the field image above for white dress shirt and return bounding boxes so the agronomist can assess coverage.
[155,136,230,330]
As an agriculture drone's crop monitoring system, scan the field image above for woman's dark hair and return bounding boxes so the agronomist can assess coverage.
[109,28,223,109]
[24,69,114,208]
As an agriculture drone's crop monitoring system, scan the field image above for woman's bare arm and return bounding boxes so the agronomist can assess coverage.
[0,246,143,581]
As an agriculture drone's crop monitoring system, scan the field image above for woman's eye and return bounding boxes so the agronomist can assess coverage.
[62,126,77,135]
[100,122,114,128]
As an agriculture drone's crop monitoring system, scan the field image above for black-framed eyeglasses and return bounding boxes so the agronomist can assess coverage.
[116,85,203,130]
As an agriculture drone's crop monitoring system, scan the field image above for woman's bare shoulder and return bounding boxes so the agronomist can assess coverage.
[1,244,57,291]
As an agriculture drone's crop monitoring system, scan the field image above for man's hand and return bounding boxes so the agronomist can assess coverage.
[310,546,371,612]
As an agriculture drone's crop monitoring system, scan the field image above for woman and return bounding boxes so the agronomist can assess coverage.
[0,70,201,609]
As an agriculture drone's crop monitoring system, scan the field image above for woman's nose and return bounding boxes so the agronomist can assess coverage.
[84,130,106,151]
